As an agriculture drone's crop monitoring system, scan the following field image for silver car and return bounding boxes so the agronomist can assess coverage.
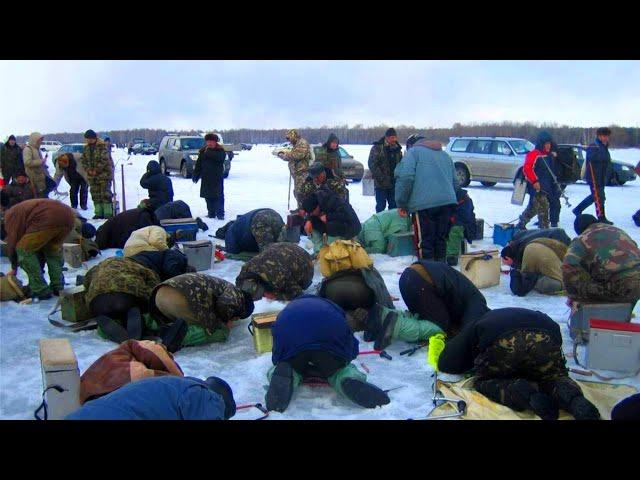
[446,136,535,187]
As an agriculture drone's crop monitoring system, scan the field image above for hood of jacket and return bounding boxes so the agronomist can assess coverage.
[414,139,443,151]
[146,160,161,174]
[535,131,553,151]
[324,133,340,150]
[28,132,43,147]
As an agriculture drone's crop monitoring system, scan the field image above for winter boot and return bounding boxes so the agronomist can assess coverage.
[572,206,583,217]
[568,396,601,420]
[373,309,398,351]
[92,203,104,219]
[17,249,51,298]
[529,392,559,420]
[161,318,188,353]
[96,316,130,344]
[364,303,385,342]
[340,378,391,408]
[126,307,143,341]
[366,304,444,350]
[550,222,558,228]
[195,217,209,231]
[597,216,613,225]
[265,362,295,413]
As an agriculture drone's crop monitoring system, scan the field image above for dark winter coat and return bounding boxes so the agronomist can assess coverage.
[523,132,557,196]
[193,145,226,198]
[508,227,571,269]
[314,133,343,177]
[154,200,192,221]
[140,160,174,209]
[408,260,490,332]
[438,308,562,374]
[3,180,36,208]
[53,153,87,187]
[95,207,159,250]
[271,295,359,365]
[225,208,268,254]
[129,249,189,281]
[454,189,477,243]
[368,137,403,189]
[67,376,226,420]
[0,143,24,183]
[310,189,361,239]
[585,138,612,188]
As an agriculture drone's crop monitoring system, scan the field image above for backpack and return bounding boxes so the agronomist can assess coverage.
[0,272,27,302]
[318,238,373,278]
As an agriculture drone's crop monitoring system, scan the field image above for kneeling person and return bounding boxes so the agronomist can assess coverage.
[357,208,412,254]
[438,308,600,420]
[236,243,314,301]
[225,208,285,254]
[266,295,390,412]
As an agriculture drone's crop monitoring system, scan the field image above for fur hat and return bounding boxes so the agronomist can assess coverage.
[385,128,398,137]
[204,133,219,142]
[84,129,97,139]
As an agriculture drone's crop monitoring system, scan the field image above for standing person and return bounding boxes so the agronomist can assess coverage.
[368,128,403,213]
[140,160,174,210]
[23,132,55,198]
[314,133,344,179]
[193,133,226,220]
[0,135,24,184]
[53,153,89,210]
[277,129,311,210]
[4,199,76,300]
[394,134,458,262]
[80,129,114,219]
[547,141,562,228]
[572,127,614,224]
[516,131,556,230]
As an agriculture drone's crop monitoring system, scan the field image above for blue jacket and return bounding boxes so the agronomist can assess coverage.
[394,141,458,213]
[225,208,268,254]
[271,295,359,365]
[66,376,226,420]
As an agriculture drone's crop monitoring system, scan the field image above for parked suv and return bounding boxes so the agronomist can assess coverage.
[446,137,536,187]
[158,135,231,179]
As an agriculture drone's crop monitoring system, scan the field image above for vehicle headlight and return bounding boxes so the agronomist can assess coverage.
[189,154,198,161]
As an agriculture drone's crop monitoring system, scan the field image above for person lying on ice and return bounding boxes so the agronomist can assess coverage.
[300,189,361,254]
[265,295,391,413]
[222,208,285,255]
[562,214,640,309]
[4,198,76,300]
[398,260,490,337]
[147,273,255,351]
[501,236,569,297]
[83,249,191,345]
[67,375,236,420]
[236,243,313,301]
[357,208,412,254]
[437,307,600,420]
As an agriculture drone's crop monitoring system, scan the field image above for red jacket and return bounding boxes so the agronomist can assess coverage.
[523,149,544,184]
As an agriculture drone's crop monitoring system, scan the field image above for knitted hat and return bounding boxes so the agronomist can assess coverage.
[406,134,425,148]
[574,214,598,235]
[84,129,97,139]
[385,128,397,137]
[203,376,236,419]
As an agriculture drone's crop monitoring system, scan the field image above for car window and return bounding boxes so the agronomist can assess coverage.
[451,139,471,152]
[180,138,205,150]
[74,145,83,152]
[59,145,70,152]
[491,141,513,156]
[339,146,350,158]
[469,140,492,154]
[509,140,535,155]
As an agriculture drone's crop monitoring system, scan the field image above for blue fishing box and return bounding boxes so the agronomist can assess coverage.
[386,231,416,257]
[492,223,516,247]
[160,218,198,242]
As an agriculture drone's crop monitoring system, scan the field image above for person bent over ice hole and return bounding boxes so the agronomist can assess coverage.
[265,295,390,413]
[437,308,600,420]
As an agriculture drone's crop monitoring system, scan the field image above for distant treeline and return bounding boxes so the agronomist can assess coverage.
[13,122,640,148]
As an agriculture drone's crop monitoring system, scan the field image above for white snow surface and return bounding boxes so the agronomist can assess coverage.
[1,145,639,420]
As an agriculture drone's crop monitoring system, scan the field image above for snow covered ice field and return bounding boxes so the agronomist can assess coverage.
[1,144,639,420]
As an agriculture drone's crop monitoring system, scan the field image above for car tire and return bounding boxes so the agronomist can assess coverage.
[455,163,471,187]
[180,161,191,179]
[480,181,497,187]
[159,158,169,176]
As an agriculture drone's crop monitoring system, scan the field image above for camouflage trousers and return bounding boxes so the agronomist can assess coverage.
[88,178,113,204]
[569,271,640,309]
[473,330,585,413]
[518,192,549,229]
[251,210,285,252]
[292,173,308,208]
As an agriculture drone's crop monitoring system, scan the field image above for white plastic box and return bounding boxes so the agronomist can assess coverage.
[39,339,81,420]
[181,240,213,271]
[587,319,640,373]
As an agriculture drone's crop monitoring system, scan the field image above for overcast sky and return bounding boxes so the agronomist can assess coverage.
[0,60,638,136]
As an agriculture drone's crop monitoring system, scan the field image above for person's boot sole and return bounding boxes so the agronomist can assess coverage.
[374,311,398,351]
[97,316,130,344]
[340,378,390,408]
[265,362,294,413]
[363,304,383,342]
[570,396,600,420]
[162,318,188,353]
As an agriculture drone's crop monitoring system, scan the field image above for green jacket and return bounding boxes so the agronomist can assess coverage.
[358,209,412,254]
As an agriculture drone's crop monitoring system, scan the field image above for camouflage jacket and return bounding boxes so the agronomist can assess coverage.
[298,176,348,203]
[314,145,343,178]
[81,140,113,181]
[283,138,311,177]
[150,273,254,333]
[84,257,162,305]
[368,137,403,189]
[235,243,314,301]
[562,223,640,299]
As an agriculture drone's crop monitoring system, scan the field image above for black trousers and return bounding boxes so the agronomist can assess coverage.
[288,350,347,380]
[69,179,89,208]
[548,194,561,225]
[399,267,452,332]
[575,182,606,217]
[413,205,455,262]
[90,292,142,322]
[374,187,396,213]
